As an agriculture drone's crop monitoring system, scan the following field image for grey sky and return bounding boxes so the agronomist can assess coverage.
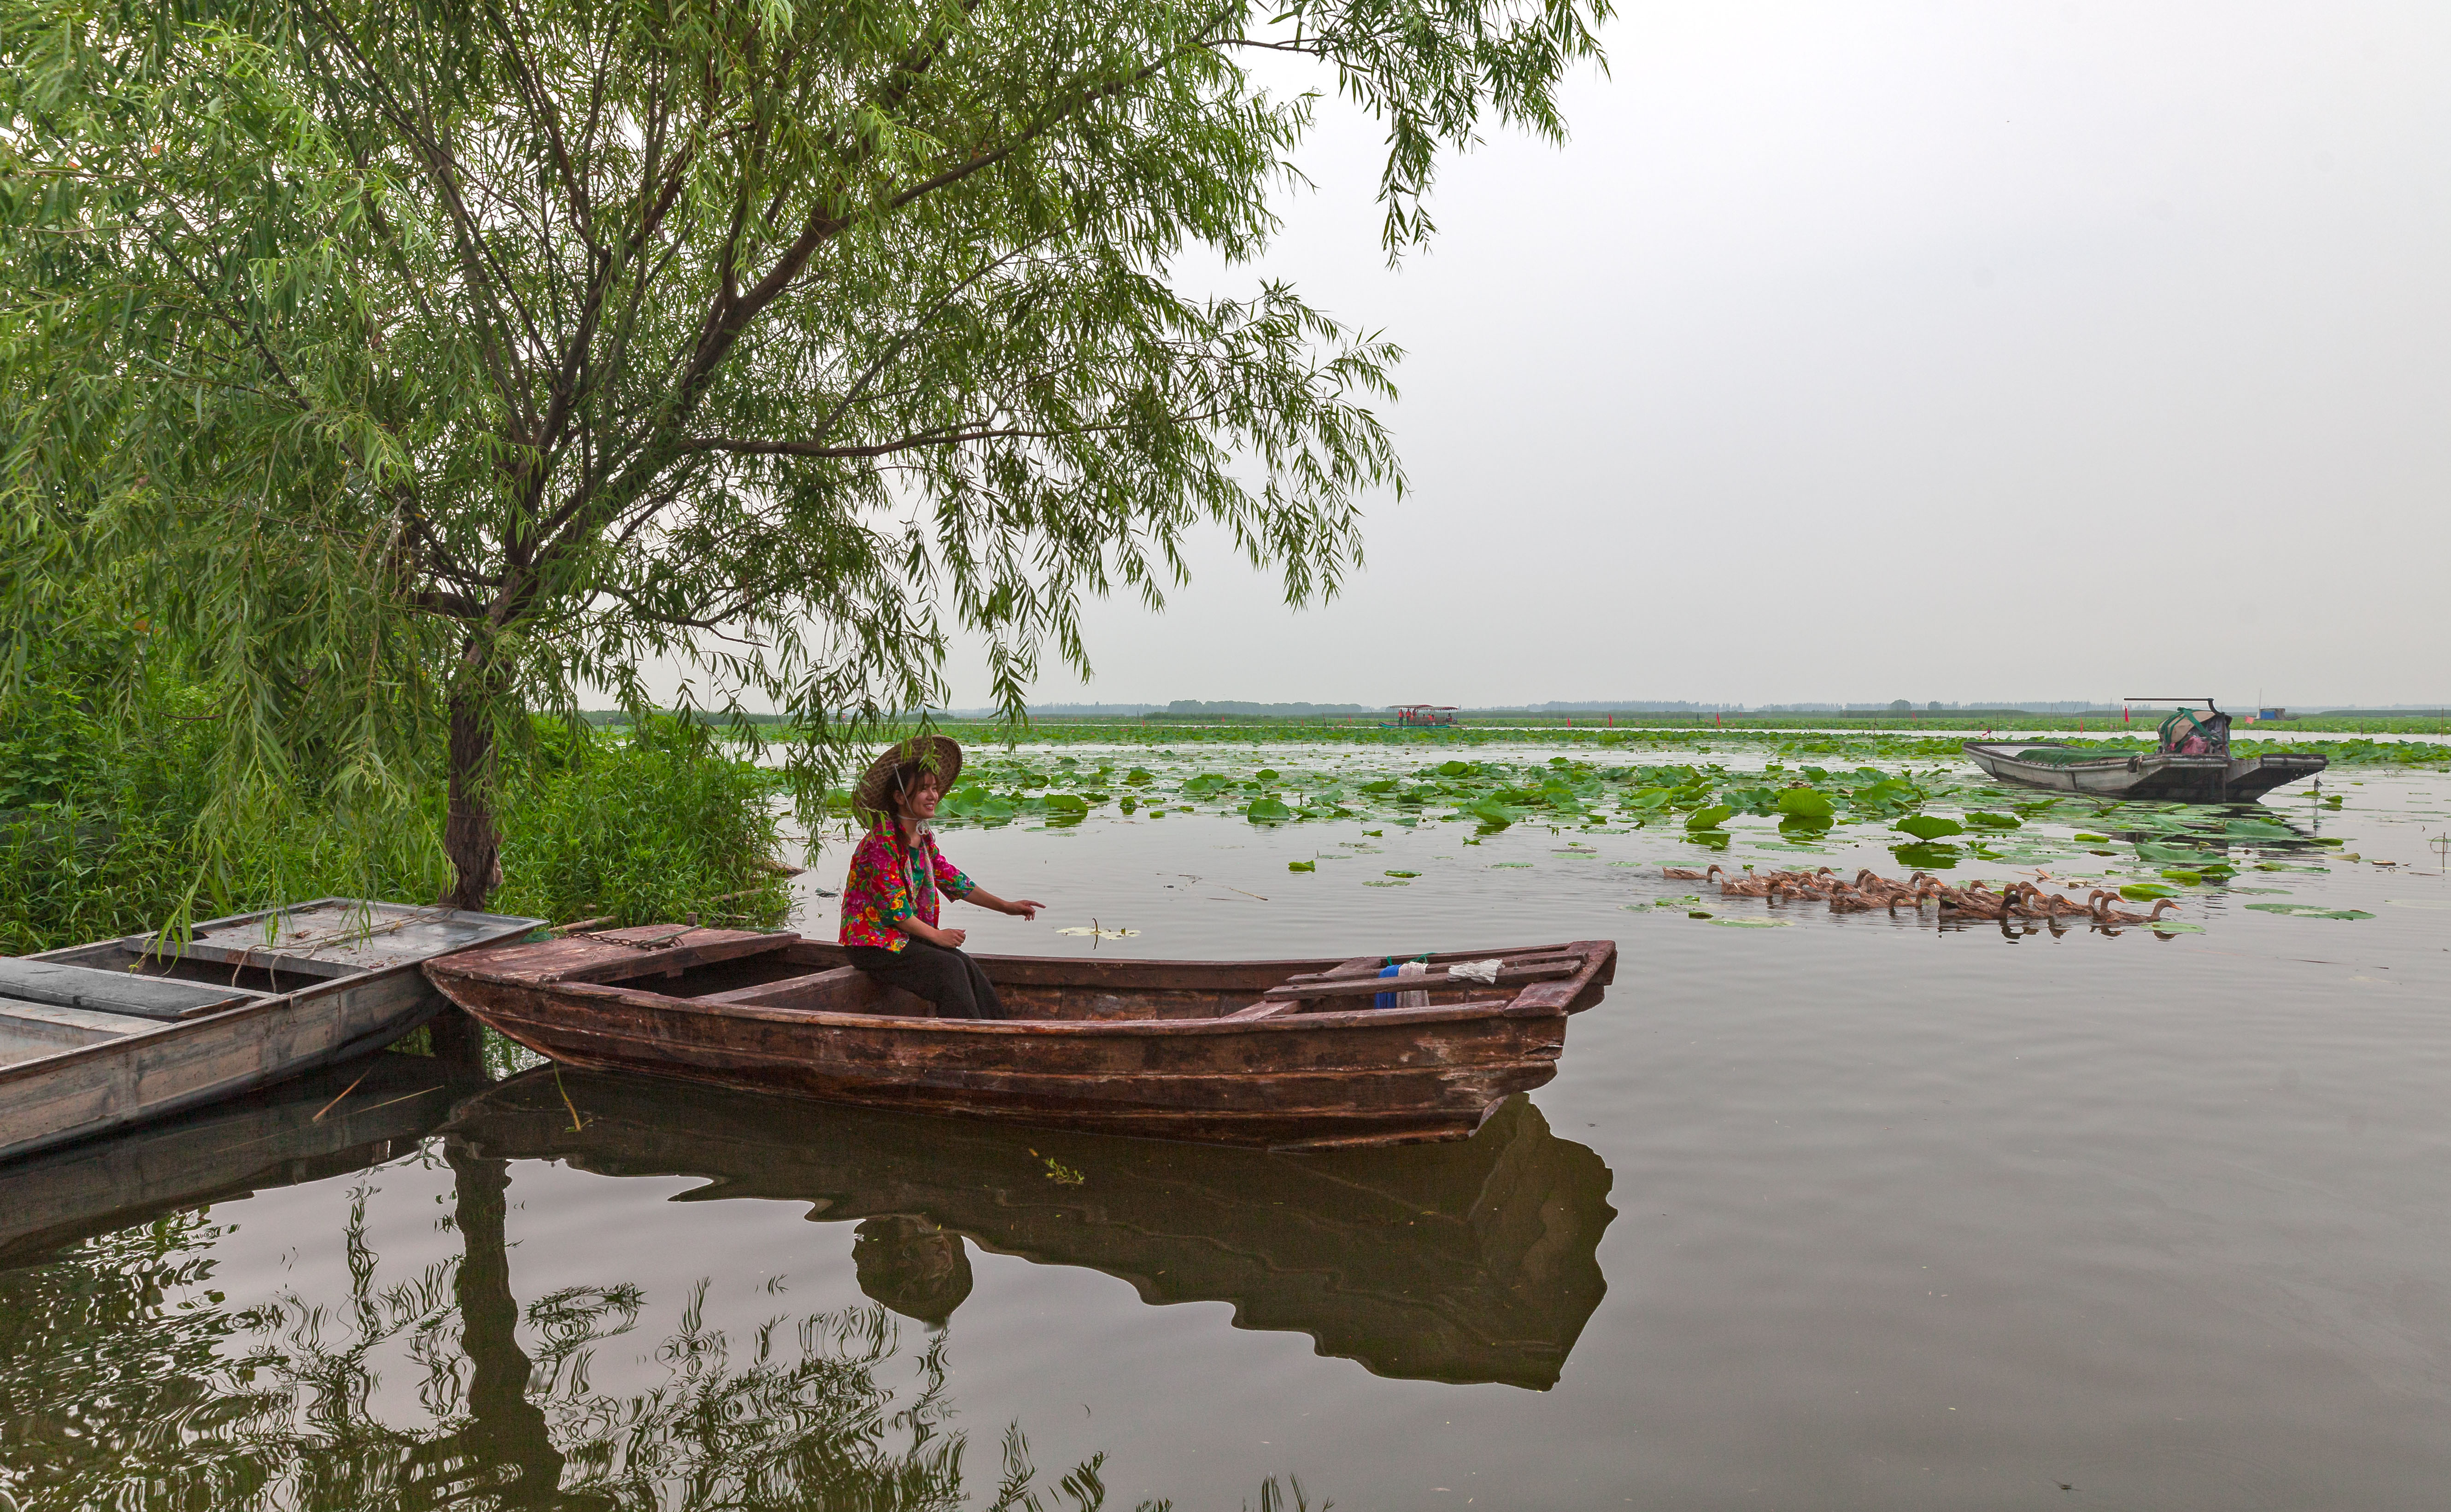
[687,2,2451,712]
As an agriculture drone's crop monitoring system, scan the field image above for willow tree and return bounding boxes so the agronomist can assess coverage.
[0,0,1607,907]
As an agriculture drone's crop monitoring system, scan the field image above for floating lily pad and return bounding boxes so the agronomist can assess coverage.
[2245,903,2374,920]
[1775,788,1834,820]
[1286,860,1315,873]
[1897,814,1964,841]
[2119,883,2176,900]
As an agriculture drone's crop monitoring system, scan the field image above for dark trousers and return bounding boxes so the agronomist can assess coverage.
[846,938,1006,1020]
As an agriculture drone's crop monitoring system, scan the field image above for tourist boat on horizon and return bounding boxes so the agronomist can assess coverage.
[422,930,1618,1150]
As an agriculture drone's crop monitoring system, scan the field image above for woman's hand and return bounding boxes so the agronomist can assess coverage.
[961,887,1042,922]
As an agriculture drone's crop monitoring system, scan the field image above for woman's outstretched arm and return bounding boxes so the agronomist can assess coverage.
[957,885,1043,921]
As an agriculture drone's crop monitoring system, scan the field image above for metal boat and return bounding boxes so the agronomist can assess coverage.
[0,899,539,1163]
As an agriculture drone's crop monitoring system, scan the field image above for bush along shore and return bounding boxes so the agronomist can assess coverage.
[0,661,791,954]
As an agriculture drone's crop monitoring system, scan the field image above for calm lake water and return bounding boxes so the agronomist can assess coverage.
[5,747,2449,1509]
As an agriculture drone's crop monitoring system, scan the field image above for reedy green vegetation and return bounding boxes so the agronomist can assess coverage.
[0,652,787,952]
[0,0,1607,909]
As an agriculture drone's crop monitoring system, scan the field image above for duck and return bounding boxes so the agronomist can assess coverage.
[2091,894,2183,927]
[1663,866,1709,880]
[1938,886,2004,920]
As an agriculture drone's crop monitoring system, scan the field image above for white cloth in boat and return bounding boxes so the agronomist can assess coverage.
[1446,958,1506,987]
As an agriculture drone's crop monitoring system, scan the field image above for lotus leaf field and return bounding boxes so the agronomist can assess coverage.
[814,727,2443,891]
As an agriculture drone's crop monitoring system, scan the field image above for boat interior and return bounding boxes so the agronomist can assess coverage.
[0,952,281,1069]
[503,932,1599,1023]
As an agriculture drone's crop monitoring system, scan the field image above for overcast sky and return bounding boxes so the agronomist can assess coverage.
[687,1,2451,712]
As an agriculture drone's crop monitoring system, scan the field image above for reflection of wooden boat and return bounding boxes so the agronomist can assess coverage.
[449,1067,1615,1389]
[1967,704,2324,802]
[425,933,1617,1150]
[0,900,539,1163]
[0,1052,477,1268]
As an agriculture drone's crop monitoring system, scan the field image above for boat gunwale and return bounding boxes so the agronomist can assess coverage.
[426,938,1614,1036]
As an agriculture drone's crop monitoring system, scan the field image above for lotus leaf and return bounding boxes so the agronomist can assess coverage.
[1244,796,1293,821]
[1287,859,1315,872]
[1896,814,1964,841]
[1775,788,1835,820]
[1684,804,1734,831]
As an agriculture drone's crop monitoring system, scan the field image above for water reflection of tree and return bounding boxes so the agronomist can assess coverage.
[0,1139,1149,1512]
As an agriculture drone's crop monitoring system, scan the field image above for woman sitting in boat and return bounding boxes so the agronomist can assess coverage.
[839,736,1042,1019]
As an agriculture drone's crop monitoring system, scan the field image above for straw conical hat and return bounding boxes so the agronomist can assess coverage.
[855,735,963,826]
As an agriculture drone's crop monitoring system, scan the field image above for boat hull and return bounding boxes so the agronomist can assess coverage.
[0,901,540,1164]
[427,938,1616,1150]
[1963,744,2327,802]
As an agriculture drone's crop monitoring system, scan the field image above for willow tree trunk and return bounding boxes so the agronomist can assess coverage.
[443,686,501,911]
[434,676,504,1067]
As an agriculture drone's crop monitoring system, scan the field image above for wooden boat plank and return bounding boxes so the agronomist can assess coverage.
[0,959,268,1020]
[0,997,155,1068]
[452,968,1569,1035]
[452,927,798,985]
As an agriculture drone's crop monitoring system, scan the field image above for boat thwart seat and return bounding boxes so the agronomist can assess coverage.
[0,959,269,1020]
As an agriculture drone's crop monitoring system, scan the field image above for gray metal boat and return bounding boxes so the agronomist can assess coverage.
[0,899,539,1163]
[1965,702,2327,803]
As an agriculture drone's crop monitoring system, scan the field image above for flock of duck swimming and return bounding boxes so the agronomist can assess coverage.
[1660,864,2186,928]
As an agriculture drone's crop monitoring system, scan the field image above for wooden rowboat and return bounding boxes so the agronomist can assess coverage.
[0,899,541,1164]
[423,931,1618,1149]
[1964,741,2327,802]
[448,1067,1615,1388]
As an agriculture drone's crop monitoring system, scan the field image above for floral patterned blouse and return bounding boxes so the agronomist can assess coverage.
[838,825,974,951]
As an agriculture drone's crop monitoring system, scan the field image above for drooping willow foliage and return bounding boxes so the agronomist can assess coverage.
[0,0,1609,903]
